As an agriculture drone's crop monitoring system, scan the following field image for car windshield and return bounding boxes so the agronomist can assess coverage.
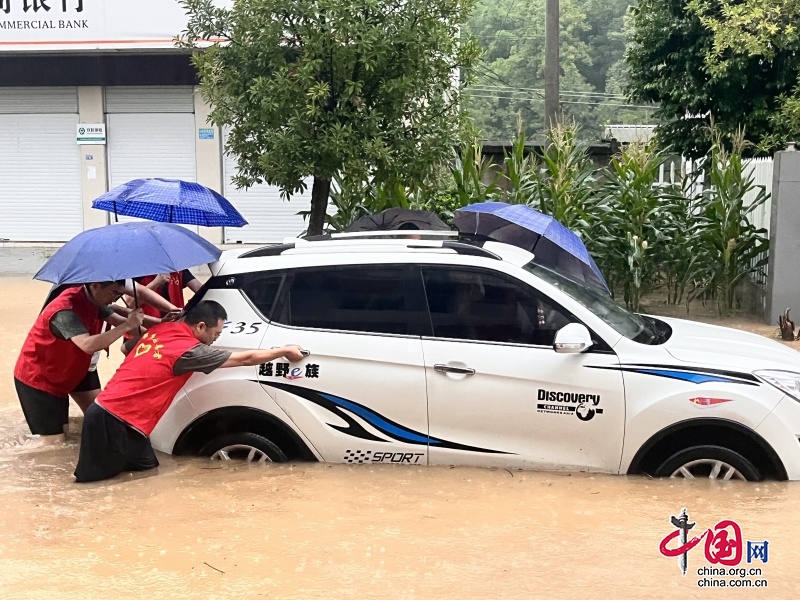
[523,261,659,343]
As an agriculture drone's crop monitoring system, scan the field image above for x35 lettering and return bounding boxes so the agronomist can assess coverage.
[223,321,263,335]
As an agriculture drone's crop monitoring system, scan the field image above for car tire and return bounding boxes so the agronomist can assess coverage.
[199,432,288,463]
[654,445,762,481]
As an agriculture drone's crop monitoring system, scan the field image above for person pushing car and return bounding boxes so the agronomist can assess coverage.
[13,281,151,446]
[74,300,306,483]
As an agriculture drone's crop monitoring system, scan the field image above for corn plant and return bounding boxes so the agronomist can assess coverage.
[522,121,596,232]
[642,160,710,309]
[415,142,502,225]
[449,142,502,207]
[502,127,537,205]
[691,129,770,312]
[588,143,668,311]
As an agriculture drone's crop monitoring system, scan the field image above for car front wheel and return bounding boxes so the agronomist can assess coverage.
[199,432,288,464]
[654,445,762,481]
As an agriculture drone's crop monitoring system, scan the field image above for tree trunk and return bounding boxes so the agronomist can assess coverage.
[307,177,331,236]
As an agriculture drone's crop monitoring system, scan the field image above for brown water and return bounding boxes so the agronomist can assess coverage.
[0,278,797,599]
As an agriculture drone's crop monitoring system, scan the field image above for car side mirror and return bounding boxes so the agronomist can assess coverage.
[553,323,594,354]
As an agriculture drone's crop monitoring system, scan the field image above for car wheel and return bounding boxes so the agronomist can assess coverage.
[199,432,287,464]
[654,445,761,481]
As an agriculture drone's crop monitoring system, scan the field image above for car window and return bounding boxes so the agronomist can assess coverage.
[524,262,661,344]
[241,273,284,320]
[422,268,572,346]
[273,266,421,335]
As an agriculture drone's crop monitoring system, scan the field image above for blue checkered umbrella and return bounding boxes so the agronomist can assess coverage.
[454,202,610,294]
[92,178,247,227]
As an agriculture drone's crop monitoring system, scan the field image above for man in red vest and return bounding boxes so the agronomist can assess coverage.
[120,270,202,353]
[74,300,305,483]
[14,281,146,445]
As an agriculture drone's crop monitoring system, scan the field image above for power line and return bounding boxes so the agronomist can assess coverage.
[473,34,546,41]
[471,85,630,99]
[467,93,656,109]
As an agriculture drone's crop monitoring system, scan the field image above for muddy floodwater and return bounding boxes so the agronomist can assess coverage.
[0,277,798,599]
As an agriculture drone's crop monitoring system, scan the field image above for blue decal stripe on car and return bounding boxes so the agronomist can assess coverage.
[623,363,760,383]
[634,368,740,384]
[587,365,759,386]
[319,393,435,445]
[258,381,510,454]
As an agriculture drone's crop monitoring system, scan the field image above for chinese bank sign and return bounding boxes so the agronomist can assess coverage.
[0,0,232,51]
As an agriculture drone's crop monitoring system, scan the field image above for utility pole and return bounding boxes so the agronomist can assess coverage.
[544,0,560,130]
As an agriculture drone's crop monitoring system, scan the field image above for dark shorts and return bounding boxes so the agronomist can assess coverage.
[74,403,159,483]
[14,370,101,436]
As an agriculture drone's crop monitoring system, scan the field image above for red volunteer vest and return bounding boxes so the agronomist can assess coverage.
[14,286,104,397]
[97,321,201,436]
[122,272,185,341]
[138,272,185,319]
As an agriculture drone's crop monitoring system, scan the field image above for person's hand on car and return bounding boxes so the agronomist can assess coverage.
[281,345,307,362]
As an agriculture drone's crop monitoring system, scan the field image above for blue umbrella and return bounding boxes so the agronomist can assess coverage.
[34,222,222,285]
[92,178,247,227]
[454,202,610,294]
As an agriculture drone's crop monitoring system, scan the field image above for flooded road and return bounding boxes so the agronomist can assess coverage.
[0,277,798,599]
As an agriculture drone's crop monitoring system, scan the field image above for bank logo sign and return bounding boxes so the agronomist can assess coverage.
[76,123,105,145]
[0,0,233,51]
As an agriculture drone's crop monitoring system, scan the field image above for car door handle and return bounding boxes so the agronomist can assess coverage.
[272,347,311,357]
[434,364,476,375]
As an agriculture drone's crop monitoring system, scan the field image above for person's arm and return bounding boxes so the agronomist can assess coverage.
[220,345,305,368]
[147,274,170,291]
[69,309,144,355]
[105,311,127,327]
[107,304,161,328]
[123,276,165,308]
[187,278,203,293]
[122,280,178,313]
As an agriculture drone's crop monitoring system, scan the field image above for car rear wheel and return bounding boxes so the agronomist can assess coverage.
[199,432,287,463]
[654,445,761,481]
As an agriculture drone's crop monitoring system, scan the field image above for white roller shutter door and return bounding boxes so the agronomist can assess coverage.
[106,87,197,231]
[0,88,82,242]
[222,131,313,243]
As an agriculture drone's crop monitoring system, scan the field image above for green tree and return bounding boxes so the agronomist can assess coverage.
[626,0,800,157]
[465,0,646,140]
[464,0,595,139]
[179,0,480,235]
[687,0,800,150]
[575,0,629,92]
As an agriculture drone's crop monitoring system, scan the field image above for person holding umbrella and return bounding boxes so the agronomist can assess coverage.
[37,278,183,409]
[91,177,247,341]
[26,220,225,447]
[13,280,146,446]
[74,300,306,483]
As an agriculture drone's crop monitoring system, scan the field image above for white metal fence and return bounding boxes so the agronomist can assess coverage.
[658,156,773,285]
[743,158,773,285]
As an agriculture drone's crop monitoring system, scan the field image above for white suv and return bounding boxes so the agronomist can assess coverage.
[149,233,800,481]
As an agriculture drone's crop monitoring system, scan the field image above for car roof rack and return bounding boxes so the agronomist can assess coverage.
[329,230,458,240]
[239,243,297,258]
[234,232,500,260]
[440,240,501,259]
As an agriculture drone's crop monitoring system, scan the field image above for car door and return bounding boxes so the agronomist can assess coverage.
[260,264,431,466]
[420,266,625,473]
